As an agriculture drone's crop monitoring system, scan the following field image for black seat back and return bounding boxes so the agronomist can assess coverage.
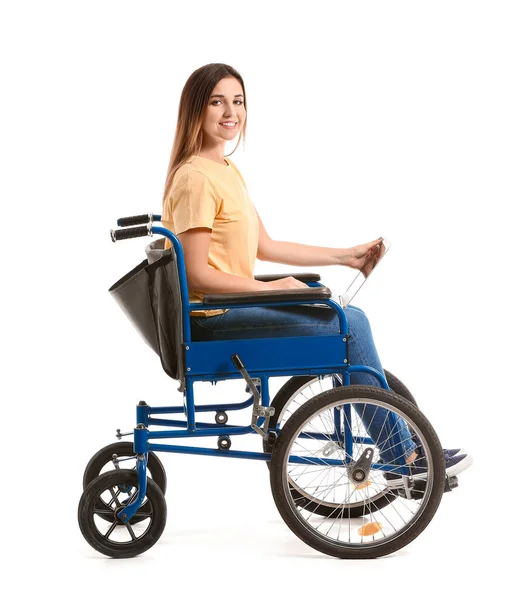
[109,238,185,388]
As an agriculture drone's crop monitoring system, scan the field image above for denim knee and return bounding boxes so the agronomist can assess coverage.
[347,304,367,317]
[345,306,373,339]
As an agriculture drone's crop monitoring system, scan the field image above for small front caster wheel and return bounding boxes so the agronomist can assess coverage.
[215,411,228,424]
[78,469,166,558]
[83,442,167,524]
[217,435,231,450]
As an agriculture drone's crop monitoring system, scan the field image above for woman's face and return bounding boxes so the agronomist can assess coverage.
[201,76,246,145]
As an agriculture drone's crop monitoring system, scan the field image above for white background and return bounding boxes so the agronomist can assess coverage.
[1,0,515,597]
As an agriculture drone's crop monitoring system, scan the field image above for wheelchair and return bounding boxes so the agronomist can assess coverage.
[78,213,460,559]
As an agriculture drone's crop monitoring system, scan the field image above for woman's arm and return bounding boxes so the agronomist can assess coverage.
[179,228,307,293]
[260,239,347,266]
[255,210,382,268]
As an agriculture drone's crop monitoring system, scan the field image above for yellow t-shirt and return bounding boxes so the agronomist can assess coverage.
[162,155,260,317]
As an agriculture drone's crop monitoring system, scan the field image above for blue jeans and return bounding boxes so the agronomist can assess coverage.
[190,304,417,464]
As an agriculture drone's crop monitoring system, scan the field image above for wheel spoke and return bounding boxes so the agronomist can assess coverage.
[107,486,125,508]
[94,508,117,517]
[125,522,137,541]
[103,520,119,540]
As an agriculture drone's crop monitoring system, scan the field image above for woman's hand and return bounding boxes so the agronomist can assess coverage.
[262,276,309,290]
[340,237,384,275]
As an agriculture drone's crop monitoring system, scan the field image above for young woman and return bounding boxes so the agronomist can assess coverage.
[162,63,472,479]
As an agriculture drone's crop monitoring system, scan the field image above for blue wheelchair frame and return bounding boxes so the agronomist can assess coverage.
[118,222,409,523]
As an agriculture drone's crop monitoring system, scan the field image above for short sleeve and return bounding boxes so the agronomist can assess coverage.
[164,168,220,235]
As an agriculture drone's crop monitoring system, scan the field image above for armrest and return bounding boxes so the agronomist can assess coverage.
[254,272,321,283]
[203,286,332,306]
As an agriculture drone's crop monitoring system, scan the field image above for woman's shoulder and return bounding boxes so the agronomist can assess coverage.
[171,155,243,194]
[171,160,211,189]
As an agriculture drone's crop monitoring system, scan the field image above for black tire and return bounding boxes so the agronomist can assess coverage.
[83,442,167,523]
[83,442,167,492]
[269,385,445,559]
[78,469,167,558]
[382,371,417,406]
[264,371,416,517]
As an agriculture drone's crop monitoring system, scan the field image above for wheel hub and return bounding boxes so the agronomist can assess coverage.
[348,448,374,483]
[351,469,366,482]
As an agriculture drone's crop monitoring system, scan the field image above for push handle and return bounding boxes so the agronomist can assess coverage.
[110,224,152,242]
[117,213,160,227]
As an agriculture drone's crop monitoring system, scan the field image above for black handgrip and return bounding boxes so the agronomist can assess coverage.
[110,225,151,242]
[117,213,154,227]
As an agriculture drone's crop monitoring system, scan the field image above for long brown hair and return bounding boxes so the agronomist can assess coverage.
[162,63,247,207]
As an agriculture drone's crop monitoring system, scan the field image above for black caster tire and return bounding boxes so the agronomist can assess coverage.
[264,370,416,517]
[83,442,167,523]
[83,441,167,493]
[78,469,167,558]
[270,385,445,559]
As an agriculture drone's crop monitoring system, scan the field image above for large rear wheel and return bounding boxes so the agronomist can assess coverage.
[264,371,416,517]
[269,385,445,559]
